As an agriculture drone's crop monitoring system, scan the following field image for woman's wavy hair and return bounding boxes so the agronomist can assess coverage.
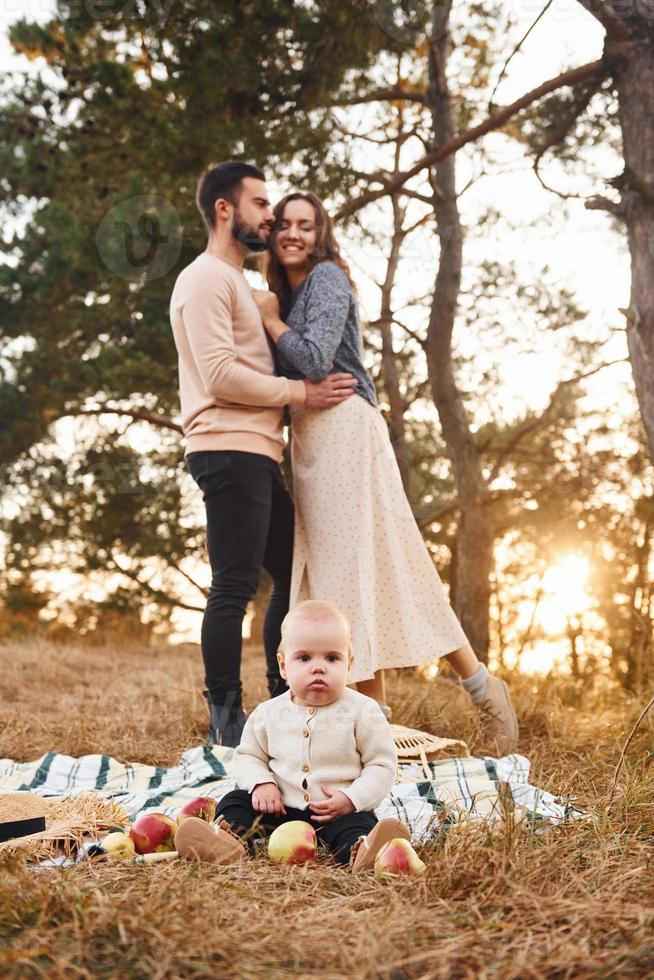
[265,192,356,317]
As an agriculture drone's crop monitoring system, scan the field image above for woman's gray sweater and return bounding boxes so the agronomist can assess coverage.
[275,261,378,409]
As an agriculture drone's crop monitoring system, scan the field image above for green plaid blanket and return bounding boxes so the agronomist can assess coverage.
[0,745,580,848]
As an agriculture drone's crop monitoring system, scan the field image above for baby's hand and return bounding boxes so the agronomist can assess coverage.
[308,786,355,824]
[252,782,287,815]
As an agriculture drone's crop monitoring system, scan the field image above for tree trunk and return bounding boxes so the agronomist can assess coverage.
[379,194,412,494]
[626,510,653,692]
[611,27,654,462]
[577,3,654,460]
[490,572,506,670]
[566,615,582,679]
[424,0,493,661]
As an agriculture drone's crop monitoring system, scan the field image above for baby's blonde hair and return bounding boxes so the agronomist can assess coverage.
[277,600,355,666]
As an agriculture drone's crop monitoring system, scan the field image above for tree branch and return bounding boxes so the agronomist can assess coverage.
[417,487,525,530]
[514,571,547,662]
[614,166,654,207]
[404,211,433,237]
[391,317,427,349]
[488,0,556,112]
[398,187,439,206]
[110,553,204,612]
[585,194,627,218]
[417,358,629,527]
[531,71,608,199]
[486,357,628,483]
[574,0,631,38]
[336,58,610,220]
[73,405,182,434]
[331,86,426,107]
[533,165,592,202]
[165,559,207,599]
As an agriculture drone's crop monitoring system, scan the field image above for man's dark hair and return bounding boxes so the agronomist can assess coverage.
[196,161,265,232]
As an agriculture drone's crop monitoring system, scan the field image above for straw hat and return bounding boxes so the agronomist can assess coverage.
[0,793,48,843]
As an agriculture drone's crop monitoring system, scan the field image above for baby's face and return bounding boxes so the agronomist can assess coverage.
[278,614,350,707]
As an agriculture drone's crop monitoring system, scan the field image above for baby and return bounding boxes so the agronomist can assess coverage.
[175,599,419,871]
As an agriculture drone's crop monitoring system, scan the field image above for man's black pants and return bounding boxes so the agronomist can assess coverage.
[186,450,294,707]
[216,788,378,866]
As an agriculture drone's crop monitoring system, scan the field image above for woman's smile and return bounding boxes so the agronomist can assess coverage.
[277,237,309,261]
[273,198,317,268]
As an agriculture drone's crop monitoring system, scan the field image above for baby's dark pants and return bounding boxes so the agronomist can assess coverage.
[216,789,378,866]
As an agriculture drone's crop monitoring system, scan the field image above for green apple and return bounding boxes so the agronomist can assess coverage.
[88,830,136,860]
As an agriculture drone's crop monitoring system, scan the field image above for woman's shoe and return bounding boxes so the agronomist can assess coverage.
[477,676,518,756]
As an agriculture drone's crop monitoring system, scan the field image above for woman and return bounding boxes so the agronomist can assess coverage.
[253,192,518,754]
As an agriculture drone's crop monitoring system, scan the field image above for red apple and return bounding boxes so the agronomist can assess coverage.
[177,797,217,824]
[129,812,178,854]
[374,838,426,877]
[268,821,317,865]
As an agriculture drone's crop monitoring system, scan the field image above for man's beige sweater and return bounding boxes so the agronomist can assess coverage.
[234,688,397,813]
[170,252,306,462]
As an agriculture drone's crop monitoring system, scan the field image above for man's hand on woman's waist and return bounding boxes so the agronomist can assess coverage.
[304,373,358,409]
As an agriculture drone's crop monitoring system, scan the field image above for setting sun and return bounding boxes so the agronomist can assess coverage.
[539,555,592,633]
[500,554,599,675]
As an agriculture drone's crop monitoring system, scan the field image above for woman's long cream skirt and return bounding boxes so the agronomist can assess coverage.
[289,394,469,683]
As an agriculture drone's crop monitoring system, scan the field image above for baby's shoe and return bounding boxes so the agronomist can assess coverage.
[174,816,247,865]
[349,818,411,873]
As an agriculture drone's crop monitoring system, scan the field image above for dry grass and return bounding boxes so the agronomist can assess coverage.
[1,638,653,979]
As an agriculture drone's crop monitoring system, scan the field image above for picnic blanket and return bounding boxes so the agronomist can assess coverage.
[0,745,581,861]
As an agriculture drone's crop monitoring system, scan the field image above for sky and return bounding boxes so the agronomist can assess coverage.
[0,1,635,669]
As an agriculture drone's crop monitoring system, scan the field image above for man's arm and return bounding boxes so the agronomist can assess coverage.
[182,278,306,407]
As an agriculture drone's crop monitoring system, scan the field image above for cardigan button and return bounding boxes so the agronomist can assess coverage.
[308,707,316,715]
[303,792,310,802]
[302,764,310,773]
[303,729,309,738]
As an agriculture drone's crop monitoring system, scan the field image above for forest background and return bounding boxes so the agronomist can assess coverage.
[1,0,653,696]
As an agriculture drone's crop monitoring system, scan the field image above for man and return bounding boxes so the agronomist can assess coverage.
[170,161,357,746]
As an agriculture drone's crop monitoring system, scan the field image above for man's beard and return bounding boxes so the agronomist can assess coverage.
[231,211,269,254]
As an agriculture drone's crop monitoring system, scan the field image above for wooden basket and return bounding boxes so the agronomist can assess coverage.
[391,724,470,780]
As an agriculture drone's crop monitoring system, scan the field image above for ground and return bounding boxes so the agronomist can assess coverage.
[0,638,652,979]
